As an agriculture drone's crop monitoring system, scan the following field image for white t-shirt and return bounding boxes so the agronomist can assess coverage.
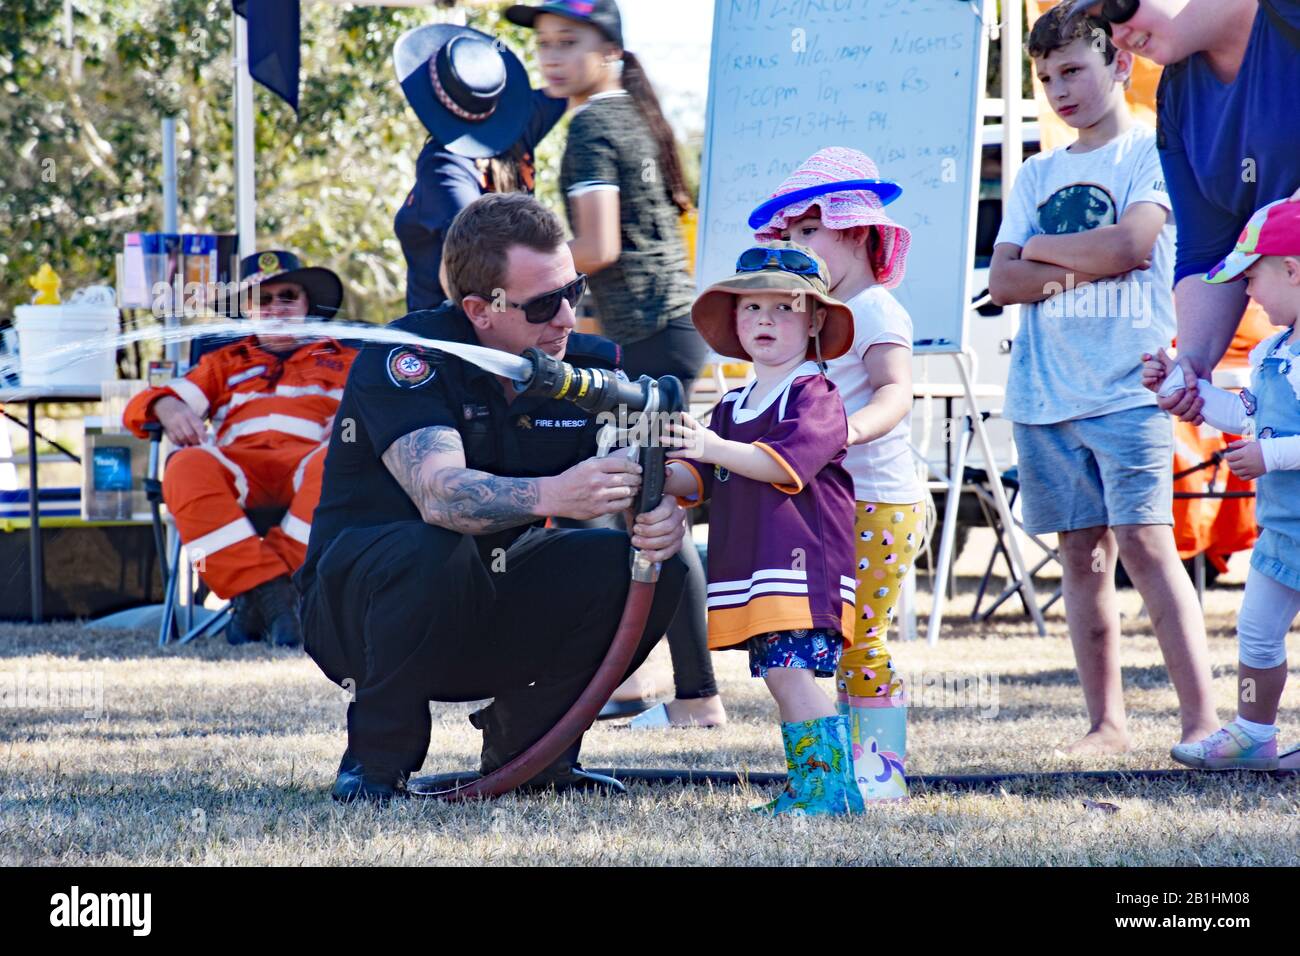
[993,123,1176,425]
[824,287,924,504]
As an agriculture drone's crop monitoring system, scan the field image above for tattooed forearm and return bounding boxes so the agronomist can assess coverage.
[425,467,541,533]
[382,425,542,534]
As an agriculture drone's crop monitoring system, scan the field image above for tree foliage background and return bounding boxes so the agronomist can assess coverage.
[2,0,1000,325]
[0,0,577,323]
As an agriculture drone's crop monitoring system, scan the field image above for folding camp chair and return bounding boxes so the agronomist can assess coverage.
[968,464,1063,622]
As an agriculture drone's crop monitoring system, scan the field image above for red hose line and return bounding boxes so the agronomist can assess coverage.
[428,578,657,800]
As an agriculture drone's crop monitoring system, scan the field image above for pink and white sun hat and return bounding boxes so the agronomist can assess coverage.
[748,147,912,289]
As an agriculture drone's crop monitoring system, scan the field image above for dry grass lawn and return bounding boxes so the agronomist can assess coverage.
[3,550,1298,866]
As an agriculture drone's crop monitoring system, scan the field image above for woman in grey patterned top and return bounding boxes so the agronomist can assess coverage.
[508,0,723,729]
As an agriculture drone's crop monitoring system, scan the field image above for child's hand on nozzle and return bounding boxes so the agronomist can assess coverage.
[1224,438,1267,481]
[664,412,716,463]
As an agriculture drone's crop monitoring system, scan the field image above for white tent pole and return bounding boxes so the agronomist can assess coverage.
[234,11,257,261]
[1000,1,1024,476]
[1002,1,1024,207]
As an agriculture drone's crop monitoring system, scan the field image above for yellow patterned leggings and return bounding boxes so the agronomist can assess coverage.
[837,500,927,699]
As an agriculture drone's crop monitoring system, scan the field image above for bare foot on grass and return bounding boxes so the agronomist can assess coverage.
[665,696,728,728]
[1055,728,1132,757]
[610,667,660,704]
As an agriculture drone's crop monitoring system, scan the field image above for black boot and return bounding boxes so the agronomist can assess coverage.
[250,575,303,647]
[473,704,626,797]
[331,750,408,804]
[225,592,264,645]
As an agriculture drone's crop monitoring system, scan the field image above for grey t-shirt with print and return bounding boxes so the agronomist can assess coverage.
[994,124,1176,425]
[560,91,695,346]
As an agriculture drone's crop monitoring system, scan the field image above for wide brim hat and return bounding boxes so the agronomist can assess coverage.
[236,250,344,319]
[1205,198,1300,284]
[394,23,533,159]
[691,241,855,362]
[749,146,912,289]
[505,1,625,47]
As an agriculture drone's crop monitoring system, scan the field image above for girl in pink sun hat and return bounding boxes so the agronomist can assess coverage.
[751,146,924,804]
[750,146,911,289]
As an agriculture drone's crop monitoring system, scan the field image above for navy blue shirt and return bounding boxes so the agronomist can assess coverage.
[1157,0,1300,283]
[300,303,620,586]
[394,90,566,311]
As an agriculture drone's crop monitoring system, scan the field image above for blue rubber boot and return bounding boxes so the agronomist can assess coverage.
[754,715,866,817]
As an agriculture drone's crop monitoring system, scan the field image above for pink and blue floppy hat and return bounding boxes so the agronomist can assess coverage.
[749,147,912,289]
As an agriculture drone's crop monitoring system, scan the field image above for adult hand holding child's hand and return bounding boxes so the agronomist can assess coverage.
[1140,348,1172,394]
[1146,347,1205,426]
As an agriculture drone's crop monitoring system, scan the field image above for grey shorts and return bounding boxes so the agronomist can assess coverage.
[1013,405,1173,535]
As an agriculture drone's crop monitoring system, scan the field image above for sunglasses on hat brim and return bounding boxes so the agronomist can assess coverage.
[1076,0,1140,24]
[480,273,588,324]
[735,247,821,277]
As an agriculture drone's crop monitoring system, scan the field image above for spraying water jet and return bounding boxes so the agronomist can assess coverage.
[6,316,684,800]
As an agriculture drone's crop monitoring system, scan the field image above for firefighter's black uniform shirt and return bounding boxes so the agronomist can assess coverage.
[300,301,621,590]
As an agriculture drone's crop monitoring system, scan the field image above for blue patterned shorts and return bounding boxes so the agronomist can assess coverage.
[747,628,844,678]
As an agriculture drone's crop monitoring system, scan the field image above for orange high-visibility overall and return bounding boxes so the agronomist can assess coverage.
[124,337,356,599]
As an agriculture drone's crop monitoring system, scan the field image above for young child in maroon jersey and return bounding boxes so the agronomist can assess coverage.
[662,241,863,816]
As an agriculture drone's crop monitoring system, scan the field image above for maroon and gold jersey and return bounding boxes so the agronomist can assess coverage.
[674,362,857,650]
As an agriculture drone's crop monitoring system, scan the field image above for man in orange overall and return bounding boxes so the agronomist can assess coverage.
[124,251,357,646]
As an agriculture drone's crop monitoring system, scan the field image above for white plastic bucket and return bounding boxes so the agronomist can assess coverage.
[13,305,120,387]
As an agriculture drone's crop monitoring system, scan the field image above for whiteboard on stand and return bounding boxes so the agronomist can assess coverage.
[696,0,989,355]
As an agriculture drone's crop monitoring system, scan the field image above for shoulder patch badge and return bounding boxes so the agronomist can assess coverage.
[387,347,437,389]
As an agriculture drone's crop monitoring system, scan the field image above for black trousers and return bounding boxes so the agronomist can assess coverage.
[300,521,687,778]
[555,512,716,699]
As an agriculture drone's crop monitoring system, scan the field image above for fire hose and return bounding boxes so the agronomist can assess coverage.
[413,348,685,801]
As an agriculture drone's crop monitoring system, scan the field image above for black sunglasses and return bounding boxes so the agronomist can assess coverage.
[490,274,587,324]
[258,287,302,306]
[735,247,821,277]
[1089,0,1140,25]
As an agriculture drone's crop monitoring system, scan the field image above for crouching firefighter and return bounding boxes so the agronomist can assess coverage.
[297,194,689,802]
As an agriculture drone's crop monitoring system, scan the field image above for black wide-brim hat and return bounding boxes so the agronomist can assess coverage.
[237,250,344,319]
[393,23,533,160]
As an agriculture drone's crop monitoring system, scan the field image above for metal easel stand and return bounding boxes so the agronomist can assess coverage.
[970,477,1063,621]
[926,349,1046,644]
